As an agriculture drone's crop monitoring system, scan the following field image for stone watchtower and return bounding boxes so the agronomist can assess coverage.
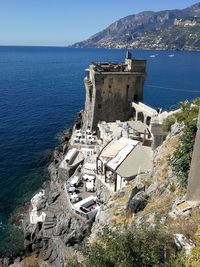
[186,109,200,201]
[83,52,147,130]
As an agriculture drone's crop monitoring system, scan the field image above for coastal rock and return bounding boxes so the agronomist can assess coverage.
[59,128,72,144]
[36,197,47,211]
[170,122,184,136]
[47,192,60,205]
[55,212,91,246]
[0,258,10,267]
[48,162,58,182]
[128,191,148,214]
[62,144,68,154]
[40,241,53,261]
[48,248,58,264]
[174,234,195,255]
[95,178,114,203]
[146,182,158,195]
[31,223,42,241]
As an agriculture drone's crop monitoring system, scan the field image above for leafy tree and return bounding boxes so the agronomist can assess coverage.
[174,98,200,125]
[68,224,177,267]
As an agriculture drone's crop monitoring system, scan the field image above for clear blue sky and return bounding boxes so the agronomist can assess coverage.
[0,0,199,46]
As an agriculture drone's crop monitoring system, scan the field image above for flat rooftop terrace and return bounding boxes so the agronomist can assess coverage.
[90,59,146,74]
[91,62,125,73]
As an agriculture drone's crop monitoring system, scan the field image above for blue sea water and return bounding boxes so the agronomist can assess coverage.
[0,46,200,224]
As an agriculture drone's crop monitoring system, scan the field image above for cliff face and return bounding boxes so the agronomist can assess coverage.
[87,122,200,260]
[71,3,200,51]
[18,127,91,267]
[90,123,181,236]
[5,107,200,266]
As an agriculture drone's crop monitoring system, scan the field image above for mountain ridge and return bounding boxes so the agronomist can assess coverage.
[71,2,200,51]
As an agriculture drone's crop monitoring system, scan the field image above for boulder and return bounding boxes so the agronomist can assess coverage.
[128,191,148,214]
[146,182,158,195]
[174,234,194,256]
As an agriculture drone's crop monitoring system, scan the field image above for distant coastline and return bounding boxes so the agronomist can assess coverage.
[69,46,200,52]
[71,3,200,52]
[1,45,200,53]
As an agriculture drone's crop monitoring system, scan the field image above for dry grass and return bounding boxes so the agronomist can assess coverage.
[152,136,179,186]
[107,137,180,226]
[9,255,50,267]
[107,184,134,226]
[168,205,200,240]
[140,193,174,219]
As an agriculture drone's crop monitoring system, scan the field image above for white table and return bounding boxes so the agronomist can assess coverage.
[68,186,76,192]
[70,193,79,203]
[86,130,92,135]
[76,133,82,137]
[69,176,79,186]
[82,174,95,181]
[86,181,94,192]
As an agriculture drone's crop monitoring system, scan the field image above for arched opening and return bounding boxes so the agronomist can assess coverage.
[132,107,136,120]
[134,94,138,102]
[146,116,151,126]
[138,112,144,123]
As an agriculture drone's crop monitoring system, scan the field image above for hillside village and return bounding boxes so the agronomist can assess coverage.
[71,3,200,51]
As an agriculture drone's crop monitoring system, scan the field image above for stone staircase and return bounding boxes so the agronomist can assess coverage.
[42,202,57,240]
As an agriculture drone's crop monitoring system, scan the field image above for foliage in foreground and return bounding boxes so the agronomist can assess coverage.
[68,224,177,267]
[185,226,200,267]
[162,115,176,132]
[169,120,197,188]
[169,98,200,188]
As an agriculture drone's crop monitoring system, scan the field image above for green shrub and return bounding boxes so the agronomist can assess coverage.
[185,226,200,267]
[169,182,176,192]
[169,98,199,188]
[69,224,177,267]
[174,98,200,125]
[162,115,176,132]
[67,260,81,267]
[169,120,197,188]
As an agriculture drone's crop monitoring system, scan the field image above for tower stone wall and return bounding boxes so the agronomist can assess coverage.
[83,52,147,130]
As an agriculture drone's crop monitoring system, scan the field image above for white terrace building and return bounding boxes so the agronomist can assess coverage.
[97,120,152,146]
[97,137,153,192]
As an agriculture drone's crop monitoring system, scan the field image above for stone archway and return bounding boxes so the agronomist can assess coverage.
[146,116,151,126]
[132,107,137,120]
[138,112,144,123]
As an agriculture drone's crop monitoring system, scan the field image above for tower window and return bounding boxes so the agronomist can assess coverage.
[126,85,130,89]
[98,104,102,109]
[126,87,129,98]
[109,84,112,89]
[89,88,92,102]
[134,94,138,102]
